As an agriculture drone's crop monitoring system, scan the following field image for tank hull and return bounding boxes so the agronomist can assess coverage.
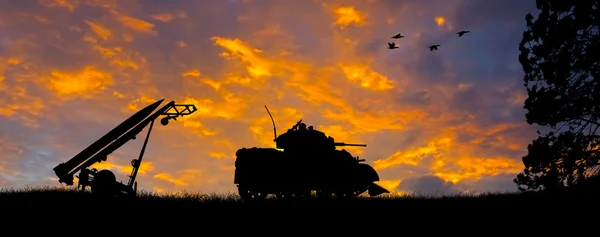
[234,147,384,200]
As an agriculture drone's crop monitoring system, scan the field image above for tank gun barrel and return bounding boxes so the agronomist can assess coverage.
[334,142,366,147]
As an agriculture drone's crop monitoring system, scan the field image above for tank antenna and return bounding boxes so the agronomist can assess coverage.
[264,105,277,141]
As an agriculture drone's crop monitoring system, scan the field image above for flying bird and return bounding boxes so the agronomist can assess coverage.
[391,33,404,39]
[457,30,471,37]
[388,42,399,49]
[429,44,440,51]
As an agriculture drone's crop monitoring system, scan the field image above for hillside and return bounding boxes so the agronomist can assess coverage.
[1,187,598,208]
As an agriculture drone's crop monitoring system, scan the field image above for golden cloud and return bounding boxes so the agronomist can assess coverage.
[154,169,203,186]
[46,66,113,97]
[213,37,278,80]
[374,122,526,184]
[90,159,155,176]
[39,0,78,12]
[85,20,112,41]
[114,14,156,35]
[0,0,532,194]
[375,180,402,192]
[340,63,395,91]
[151,13,174,23]
[435,16,445,26]
[331,6,367,27]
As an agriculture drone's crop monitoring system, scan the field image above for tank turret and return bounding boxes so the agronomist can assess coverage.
[274,119,366,152]
[274,120,327,151]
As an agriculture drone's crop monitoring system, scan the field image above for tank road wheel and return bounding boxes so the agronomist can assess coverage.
[91,169,117,197]
[238,185,268,201]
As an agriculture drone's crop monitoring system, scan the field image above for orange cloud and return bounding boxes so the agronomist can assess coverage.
[331,6,367,27]
[339,63,395,91]
[0,0,532,195]
[39,0,78,12]
[114,14,156,35]
[151,13,174,22]
[182,69,201,78]
[46,66,113,97]
[90,159,155,176]
[85,20,112,40]
[213,37,277,79]
[375,180,402,193]
[435,16,445,26]
[373,122,527,184]
[154,169,203,186]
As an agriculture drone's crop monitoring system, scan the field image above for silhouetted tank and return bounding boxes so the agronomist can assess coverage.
[234,107,390,200]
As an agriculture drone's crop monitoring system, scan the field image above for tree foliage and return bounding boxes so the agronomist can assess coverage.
[515,0,600,191]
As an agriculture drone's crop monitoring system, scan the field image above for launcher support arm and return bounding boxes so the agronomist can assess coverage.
[124,102,198,189]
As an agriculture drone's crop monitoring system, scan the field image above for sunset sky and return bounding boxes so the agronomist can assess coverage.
[0,0,539,195]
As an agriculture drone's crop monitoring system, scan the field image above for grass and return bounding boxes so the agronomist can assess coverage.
[2,186,600,208]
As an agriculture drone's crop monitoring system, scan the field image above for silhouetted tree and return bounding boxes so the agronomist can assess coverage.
[514,0,599,191]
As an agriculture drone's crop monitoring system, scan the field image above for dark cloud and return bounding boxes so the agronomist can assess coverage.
[453,0,537,30]
[397,175,459,195]
[402,90,432,106]
[398,173,519,195]
[377,164,431,181]
[450,91,531,137]
[375,0,457,18]
[456,173,519,193]
[357,38,387,58]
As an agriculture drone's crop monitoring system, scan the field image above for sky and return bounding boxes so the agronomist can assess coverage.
[0,0,540,196]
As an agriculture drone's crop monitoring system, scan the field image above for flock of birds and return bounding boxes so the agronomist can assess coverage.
[387,30,471,51]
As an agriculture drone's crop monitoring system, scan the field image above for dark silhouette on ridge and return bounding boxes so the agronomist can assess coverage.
[457,30,470,37]
[53,99,197,197]
[233,106,389,201]
[387,42,399,49]
[428,44,440,51]
[6,185,600,208]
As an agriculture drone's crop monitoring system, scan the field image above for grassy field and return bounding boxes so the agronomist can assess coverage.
[2,186,599,208]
